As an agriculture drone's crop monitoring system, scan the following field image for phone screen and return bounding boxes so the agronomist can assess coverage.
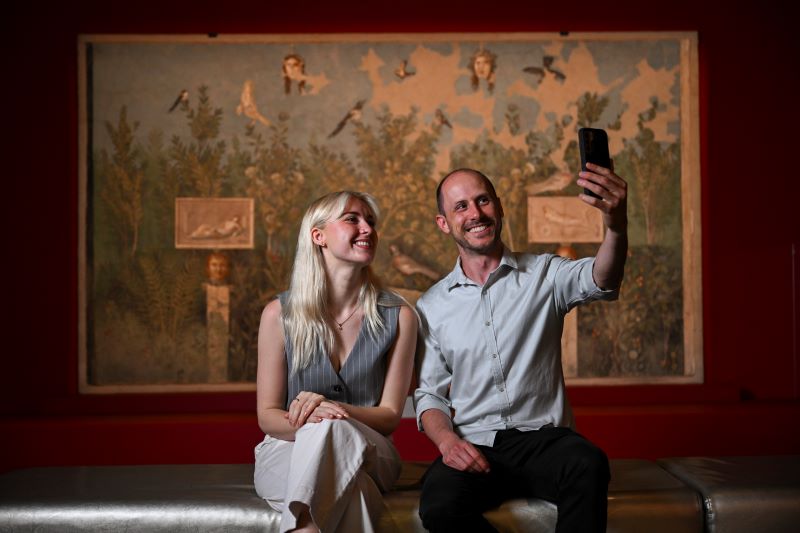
[578,128,610,199]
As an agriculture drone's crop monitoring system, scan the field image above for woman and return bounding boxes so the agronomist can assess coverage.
[254,191,417,533]
[470,48,496,93]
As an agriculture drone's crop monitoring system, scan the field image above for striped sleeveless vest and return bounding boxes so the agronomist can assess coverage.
[279,291,402,408]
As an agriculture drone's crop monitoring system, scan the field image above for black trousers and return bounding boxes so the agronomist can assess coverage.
[418,427,610,533]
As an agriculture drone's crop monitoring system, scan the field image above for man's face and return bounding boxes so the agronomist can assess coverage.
[436,171,503,256]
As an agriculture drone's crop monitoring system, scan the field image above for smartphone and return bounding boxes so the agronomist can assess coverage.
[578,127,610,199]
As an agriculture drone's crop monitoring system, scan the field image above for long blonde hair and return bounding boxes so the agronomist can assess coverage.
[283,191,386,373]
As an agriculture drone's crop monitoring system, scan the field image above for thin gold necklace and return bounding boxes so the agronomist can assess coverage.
[334,304,360,331]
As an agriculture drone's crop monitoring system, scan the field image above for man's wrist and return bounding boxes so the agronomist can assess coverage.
[604,224,628,238]
[437,432,461,454]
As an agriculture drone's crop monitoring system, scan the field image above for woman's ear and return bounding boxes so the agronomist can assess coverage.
[311,227,326,247]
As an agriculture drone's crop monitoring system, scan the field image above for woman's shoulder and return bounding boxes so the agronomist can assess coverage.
[377,289,410,308]
[378,289,420,327]
[261,292,286,321]
[275,290,290,305]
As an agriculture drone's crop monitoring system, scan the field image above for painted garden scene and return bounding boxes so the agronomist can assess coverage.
[80,33,701,391]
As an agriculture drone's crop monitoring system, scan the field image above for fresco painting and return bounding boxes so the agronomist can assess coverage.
[78,32,701,391]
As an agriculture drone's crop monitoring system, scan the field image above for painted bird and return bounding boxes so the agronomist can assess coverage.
[168,89,188,112]
[434,108,452,129]
[235,80,270,126]
[328,99,365,138]
[523,56,566,82]
[394,59,416,80]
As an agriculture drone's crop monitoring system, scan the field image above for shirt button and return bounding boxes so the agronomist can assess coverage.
[492,354,497,358]
[332,385,342,392]
[485,321,491,326]
[499,387,504,392]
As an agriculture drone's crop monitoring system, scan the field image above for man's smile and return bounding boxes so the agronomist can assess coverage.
[466,223,492,235]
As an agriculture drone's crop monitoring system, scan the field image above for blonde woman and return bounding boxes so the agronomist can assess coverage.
[254,191,417,532]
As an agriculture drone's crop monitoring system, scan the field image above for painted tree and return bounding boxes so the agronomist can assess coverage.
[618,99,682,246]
[98,106,144,257]
[167,86,227,197]
[350,107,449,289]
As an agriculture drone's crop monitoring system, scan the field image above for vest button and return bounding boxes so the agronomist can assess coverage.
[332,384,343,392]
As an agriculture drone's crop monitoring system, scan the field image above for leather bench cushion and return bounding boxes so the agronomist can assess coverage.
[0,460,702,532]
[0,464,277,533]
[657,455,800,533]
[606,459,703,533]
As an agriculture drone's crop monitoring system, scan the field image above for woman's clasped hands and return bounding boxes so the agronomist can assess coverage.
[286,391,350,427]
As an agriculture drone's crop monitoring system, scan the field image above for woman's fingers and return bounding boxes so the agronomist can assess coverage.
[287,391,334,427]
[319,401,349,417]
[314,402,349,419]
[285,399,350,426]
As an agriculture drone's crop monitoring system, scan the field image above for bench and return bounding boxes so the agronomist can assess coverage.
[0,459,702,532]
[657,455,800,533]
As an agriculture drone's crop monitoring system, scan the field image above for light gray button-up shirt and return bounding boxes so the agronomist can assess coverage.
[414,248,618,446]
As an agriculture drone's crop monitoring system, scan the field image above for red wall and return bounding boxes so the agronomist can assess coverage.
[2,0,798,472]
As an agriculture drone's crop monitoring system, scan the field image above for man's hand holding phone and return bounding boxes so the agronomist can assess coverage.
[577,127,628,234]
[578,127,611,200]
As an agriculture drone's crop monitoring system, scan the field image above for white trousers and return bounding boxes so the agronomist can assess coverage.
[254,418,402,533]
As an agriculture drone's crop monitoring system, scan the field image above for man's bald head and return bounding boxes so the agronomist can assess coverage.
[436,168,498,215]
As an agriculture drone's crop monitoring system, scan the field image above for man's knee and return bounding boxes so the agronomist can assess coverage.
[418,461,499,532]
[419,500,495,533]
[585,444,610,483]
[562,439,610,487]
[419,468,463,522]
[418,497,458,529]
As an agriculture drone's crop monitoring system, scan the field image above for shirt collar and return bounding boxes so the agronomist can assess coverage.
[444,245,519,290]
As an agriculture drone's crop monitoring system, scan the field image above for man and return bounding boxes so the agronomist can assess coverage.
[414,163,628,532]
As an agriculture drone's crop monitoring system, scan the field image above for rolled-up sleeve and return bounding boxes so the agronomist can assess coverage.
[413,300,452,432]
[549,256,620,314]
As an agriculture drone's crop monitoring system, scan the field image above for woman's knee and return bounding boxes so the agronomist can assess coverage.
[296,418,362,443]
[294,419,374,469]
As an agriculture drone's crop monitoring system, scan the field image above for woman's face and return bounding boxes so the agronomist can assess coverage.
[473,54,492,79]
[283,57,303,80]
[314,198,378,267]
